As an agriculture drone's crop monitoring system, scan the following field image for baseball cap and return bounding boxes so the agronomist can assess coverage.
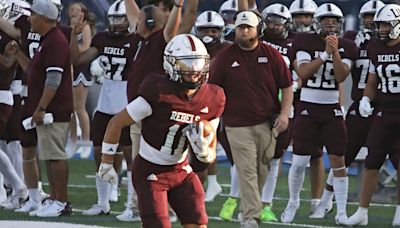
[234,11,259,28]
[30,0,58,20]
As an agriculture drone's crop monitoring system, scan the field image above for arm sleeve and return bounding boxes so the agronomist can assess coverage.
[45,71,62,90]
[126,96,152,122]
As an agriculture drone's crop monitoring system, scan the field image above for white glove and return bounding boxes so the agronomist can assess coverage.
[90,56,107,83]
[186,121,215,163]
[359,96,373,118]
[98,162,117,185]
[355,31,371,47]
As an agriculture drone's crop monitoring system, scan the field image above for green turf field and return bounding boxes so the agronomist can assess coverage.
[0,159,397,227]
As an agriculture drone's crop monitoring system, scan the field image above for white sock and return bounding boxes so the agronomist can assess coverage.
[96,173,110,208]
[333,176,348,215]
[261,158,280,203]
[327,169,334,186]
[357,207,368,216]
[28,188,40,204]
[288,155,310,206]
[229,165,240,198]
[38,181,44,192]
[311,198,320,210]
[394,205,400,222]
[207,175,218,186]
[0,149,26,192]
[126,171,134,208]
[6,141,24,181]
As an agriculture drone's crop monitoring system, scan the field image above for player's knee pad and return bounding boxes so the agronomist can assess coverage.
[291,154,311,173]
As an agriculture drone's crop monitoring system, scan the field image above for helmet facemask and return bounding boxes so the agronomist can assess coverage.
[264,14,289,39]
[291,13,314,32]
[165,55,210,90]
[196,27,223,49]
[360,13,378,36]
[314,16,343,38]
[107,15,129,37]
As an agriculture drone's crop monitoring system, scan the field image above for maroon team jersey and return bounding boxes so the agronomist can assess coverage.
[91,32,139,81]
[367,39,400,111]
[208,41,231,59]
[261,36,293,66]
[138,74,225,160]
[127,29,166,102]
[0,30,17,90]
[343,30,372,102]
[290,33,358,91]
[210,42,292,127]
[25,27,73,122]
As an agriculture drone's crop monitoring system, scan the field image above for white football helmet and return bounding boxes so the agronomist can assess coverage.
[359,0,385,33]
[313,3,344,37]
[51,0,62,15]
[107,0,129,37]
[374,4,400,40]
[163,34,210,89]
[261,4,291,39]
[195,11,225,46]
[289,0,317,32]
[219,0,238,37]
[6,0,31,23]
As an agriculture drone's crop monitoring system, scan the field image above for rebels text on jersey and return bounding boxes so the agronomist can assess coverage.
[290,33,357,91]
[131,74,225,166]
[0,30,17,90]
[91,32,139,81]
[261,36,293,67]
[343,30,371,101]
[367,39,400,111]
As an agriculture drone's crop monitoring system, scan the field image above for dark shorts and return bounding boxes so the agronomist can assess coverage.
[132,155,208,227]
[3,96,21,142]
[19,106,37,148]
[293,102,347,157]
[274,118,294,159]
[91,111,131,146]
[0,103,13,136]
[365,110,400,170]
[344,102,373,167]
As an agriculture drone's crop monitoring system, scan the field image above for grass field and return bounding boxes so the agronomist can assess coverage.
[0,158,397,227]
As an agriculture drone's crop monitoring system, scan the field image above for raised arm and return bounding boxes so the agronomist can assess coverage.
[124,0,140,29]
[0,18,21,40]
[163,0,184,42]
[177,0,198,34]
[238,0,248,11]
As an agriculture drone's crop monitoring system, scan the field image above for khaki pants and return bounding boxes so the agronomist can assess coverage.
[225,122,276,220]
[37,122,69,160]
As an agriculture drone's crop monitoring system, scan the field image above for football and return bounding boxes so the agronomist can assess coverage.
[195,119,217,163]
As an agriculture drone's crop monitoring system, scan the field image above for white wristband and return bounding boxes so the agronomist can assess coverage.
[319,51,329,62]
[102,142,119,155]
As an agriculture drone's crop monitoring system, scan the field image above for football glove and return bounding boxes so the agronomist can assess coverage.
[98,162,117,185]
[359,96,373,118]
[186,121,215,163]
[90,56,107,83]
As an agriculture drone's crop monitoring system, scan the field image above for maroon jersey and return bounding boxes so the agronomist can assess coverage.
[343,30,372,101]
[137,74,225,166]
[261,36,293,67]
[0,30,17,90]
[127,29,166,102]
[209,42,292,127]
[367,39,400,111]
[208,41,231,59]
[91,32,139,81]
[25,27,73,122]
[290,33,357,92]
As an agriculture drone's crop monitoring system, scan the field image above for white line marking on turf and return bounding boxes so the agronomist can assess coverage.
[43,183,398,208]
[72,208,336,227]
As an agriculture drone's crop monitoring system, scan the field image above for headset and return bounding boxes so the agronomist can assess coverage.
[233,10,265,35]
[143,4,155,31]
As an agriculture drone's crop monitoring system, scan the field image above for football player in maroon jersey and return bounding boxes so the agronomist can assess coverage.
[281,3,357,225]
[345,4,400,226]
[311,0,386,220]
[98,34,225,228]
